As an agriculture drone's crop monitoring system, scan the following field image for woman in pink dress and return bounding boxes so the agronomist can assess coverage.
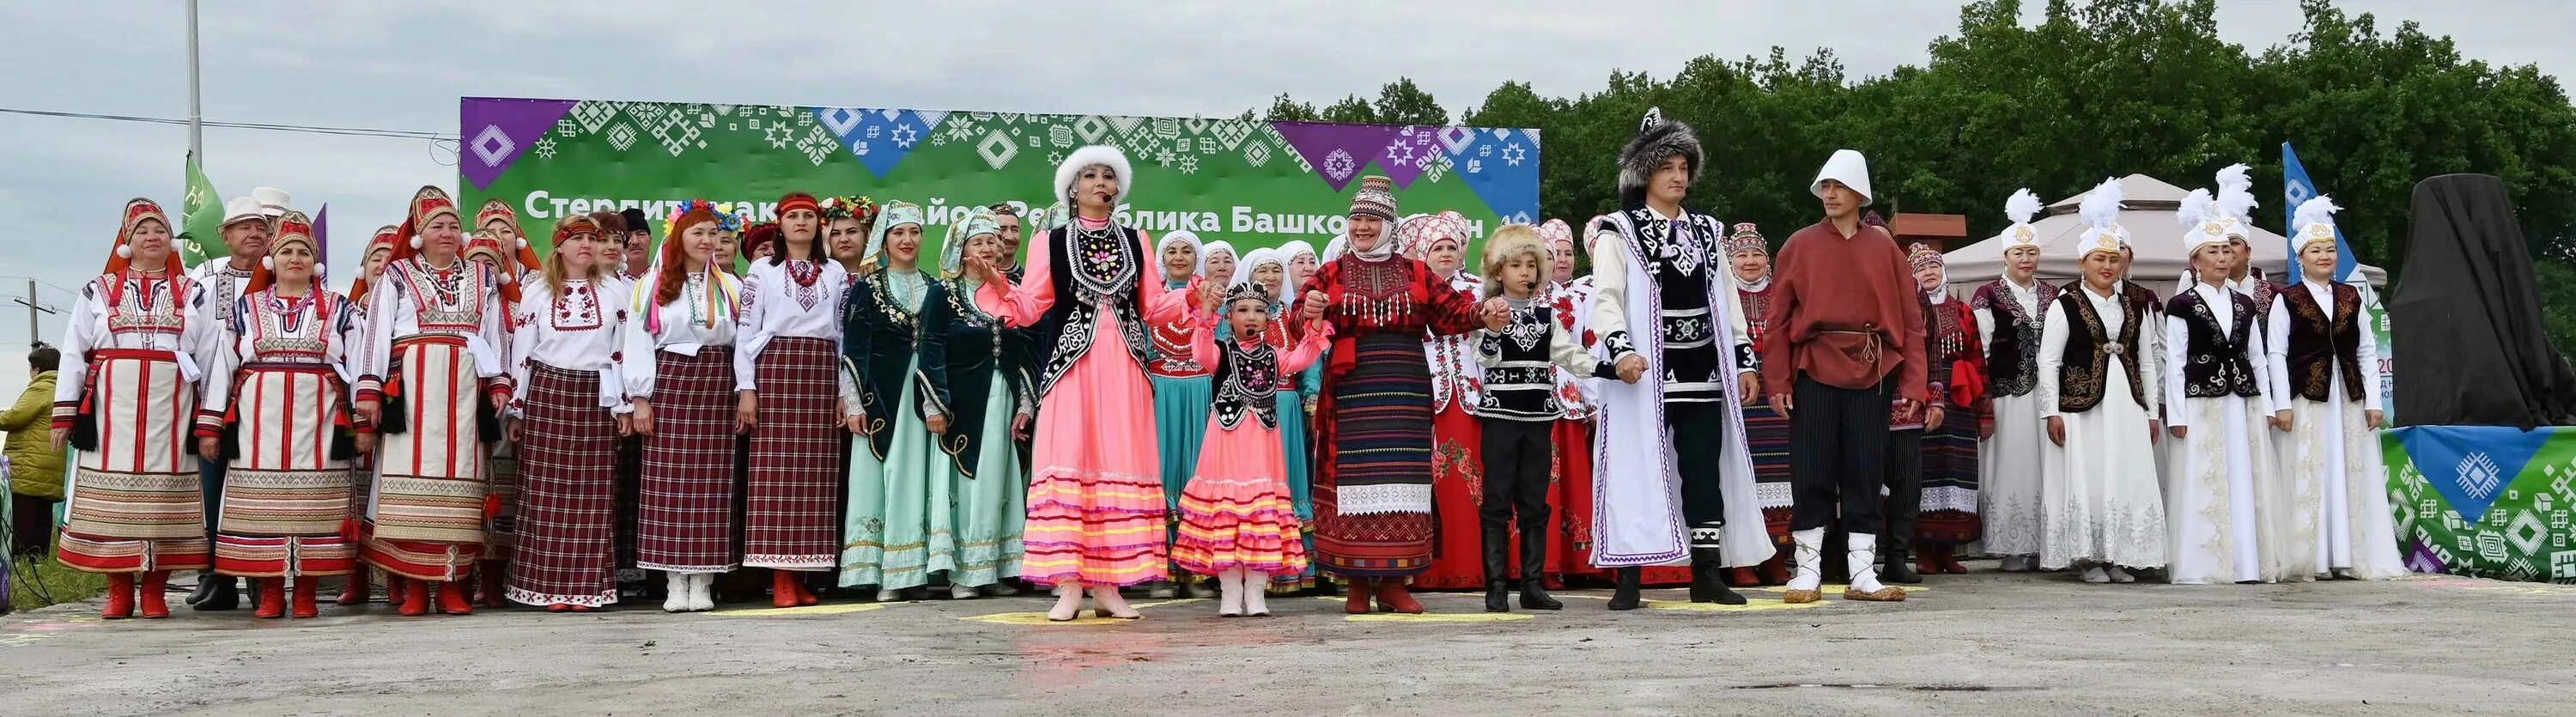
[963,146,1201,621]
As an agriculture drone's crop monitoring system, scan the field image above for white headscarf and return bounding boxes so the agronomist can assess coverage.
[1157,229,1204,282]
[1240,247,1289,304]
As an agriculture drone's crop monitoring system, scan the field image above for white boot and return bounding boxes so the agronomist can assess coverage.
[663,573,689,613]
[687,574,715,611]
[2081,565,2111,584]
[1784,527,1826,601]
[1844,532,1902,600]
[1218,569,1246,617]
[875,586,902,603]
[950,583,981,600]
[2106,566,2136,584]
[1243,573,1271,617]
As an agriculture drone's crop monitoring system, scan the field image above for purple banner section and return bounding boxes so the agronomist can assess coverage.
[460,97,580,190]
[1271,121,1405,192]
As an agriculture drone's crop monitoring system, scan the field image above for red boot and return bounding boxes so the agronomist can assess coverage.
[253,578,286,619]
[1343,578,1374,615]
[772,569,802,608]
[337,570,368,605]
[437,580,474,615]
[1917,545,1944,578]
[795,577,821,606]
[1372,579,1425,615]
[1758,554,1792,586]
[1940,546,1971,574]
[138,571,173,618]
[291,580,320,618]
[398,578,430,617]
[479,567,508,608]
[103,573,137,619]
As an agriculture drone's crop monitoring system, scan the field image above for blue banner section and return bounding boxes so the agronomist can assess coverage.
[2281,143,2359,283]
[2390,425,2551,521]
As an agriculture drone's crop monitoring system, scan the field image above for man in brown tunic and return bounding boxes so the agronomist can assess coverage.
[1760,149,1927,604]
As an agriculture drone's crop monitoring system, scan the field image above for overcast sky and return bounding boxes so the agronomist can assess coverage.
[2,0,2567,398]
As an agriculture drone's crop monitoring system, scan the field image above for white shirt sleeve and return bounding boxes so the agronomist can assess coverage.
[622,278,659,400]
[1588,224,1633,359]
[2358,290,2383,410]
[2265,298,2293,410]
[733,263,769,392]
[2163,312,2190,429]
[2037,301,2068,420]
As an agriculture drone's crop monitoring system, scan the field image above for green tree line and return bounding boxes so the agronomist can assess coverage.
[1255,0,2576,351]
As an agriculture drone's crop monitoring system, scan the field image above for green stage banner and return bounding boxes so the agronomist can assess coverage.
[457,98,1542,263]
[2385,425,2576,583]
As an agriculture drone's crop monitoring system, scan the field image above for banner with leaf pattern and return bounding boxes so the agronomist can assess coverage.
[2385,426,2576,583]
[456,98,1541,261]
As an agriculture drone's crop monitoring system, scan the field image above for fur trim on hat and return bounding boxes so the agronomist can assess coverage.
[1056,145,1133,208]
[1617,107,1702,204]
[1480,223,1548,298]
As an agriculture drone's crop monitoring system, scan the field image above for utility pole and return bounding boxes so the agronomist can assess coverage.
[12,278,60,345]
[186,0,203,162]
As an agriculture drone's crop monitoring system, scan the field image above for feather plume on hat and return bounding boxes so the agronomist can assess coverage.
[2001,187,2044,250]
[2076,178,2128,258]
[2293,195,2342,252]
[2215,163,2259,237]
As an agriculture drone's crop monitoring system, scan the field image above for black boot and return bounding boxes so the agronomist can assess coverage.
[1881,538,1923,585]
[1689,547,1747,605]
[1481,517,1511,613]
[1607,567,1643,611]
[1516,521,1561,611]
[191,574,240,611]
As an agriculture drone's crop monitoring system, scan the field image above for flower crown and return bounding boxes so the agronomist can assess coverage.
[712,202,747,231]
[822,196,879,223]
[666,199,744,234]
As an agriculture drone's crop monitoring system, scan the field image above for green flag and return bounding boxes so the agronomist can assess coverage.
[180,152,223,264]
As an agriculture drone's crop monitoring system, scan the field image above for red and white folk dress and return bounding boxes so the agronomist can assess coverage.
[52,270,226,574]
[198,288,369,579]
[355,257,513,581]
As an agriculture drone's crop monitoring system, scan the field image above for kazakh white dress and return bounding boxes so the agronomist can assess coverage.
[2035,283,2167,572]
[2266,280,2406,580]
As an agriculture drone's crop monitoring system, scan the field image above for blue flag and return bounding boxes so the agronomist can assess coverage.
[2281,143,2358,284]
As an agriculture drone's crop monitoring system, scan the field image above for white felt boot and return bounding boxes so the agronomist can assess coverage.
[1242,573,1271,617]
[1787,528,1826,592]
[1218,569,1246,617]
[951,582,981,600]
[1846,532,1888,592]
[664,573,689,613]
[687,574,715,611]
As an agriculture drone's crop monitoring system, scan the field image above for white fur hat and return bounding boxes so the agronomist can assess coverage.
[1810,149,1874,206]
[1055,145,1133,207]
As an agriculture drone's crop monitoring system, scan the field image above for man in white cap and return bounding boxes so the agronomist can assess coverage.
[1761,149,1925,604]
[179,189,284,611]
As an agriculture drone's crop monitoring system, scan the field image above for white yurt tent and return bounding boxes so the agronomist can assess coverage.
[1943,174,2386,298]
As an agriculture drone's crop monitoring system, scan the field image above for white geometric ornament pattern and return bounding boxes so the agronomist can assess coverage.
[605,123,639,152]
[470,125,515,167]
[2459,453,2504,501]
[976,131,1019,170]
[1322,149,1357,183]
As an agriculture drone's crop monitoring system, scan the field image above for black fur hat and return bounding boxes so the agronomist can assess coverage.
[1617,106,1703,204]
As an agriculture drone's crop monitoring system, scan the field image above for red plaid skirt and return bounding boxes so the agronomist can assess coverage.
[504,362,621,608]
[638,347,739,573]
[742,337,841,571]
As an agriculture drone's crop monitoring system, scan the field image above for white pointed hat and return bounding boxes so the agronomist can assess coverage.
[252,186,293,217]
[1810,149,1874,206]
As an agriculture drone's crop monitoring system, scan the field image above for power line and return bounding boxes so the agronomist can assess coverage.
[0,107,456,141]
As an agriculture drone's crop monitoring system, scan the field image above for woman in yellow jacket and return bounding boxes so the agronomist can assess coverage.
[4,344,67,556]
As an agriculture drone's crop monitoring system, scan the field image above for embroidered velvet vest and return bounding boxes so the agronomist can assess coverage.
[1476,301,1563,421]
[2166,289,2263,399]
[2282,283,2366,403]
[1034,222,1151,398]
[1210,336,1284,430]
[2055,289,2148,412]
[1976,279,2050,398]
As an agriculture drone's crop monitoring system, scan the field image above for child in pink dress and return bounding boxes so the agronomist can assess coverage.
[1171,281,1331,617]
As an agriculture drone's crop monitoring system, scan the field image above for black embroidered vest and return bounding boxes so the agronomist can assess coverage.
[1035,223,1151,398]
[1977,279,2051,398]
[2056,289,2149,412]
[2166,289,2263,399]
[1474,300,1562,421]
[2282,283,2366,403]
[1210,337,1283,430]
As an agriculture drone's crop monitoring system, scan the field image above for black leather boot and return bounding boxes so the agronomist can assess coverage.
[1607,567,1643,611]
[191,574,240,611]
[1481,518,1511,612]
[1689,547,1747,605]
[1516,521,1561,611]
[1881,537,1923,585]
